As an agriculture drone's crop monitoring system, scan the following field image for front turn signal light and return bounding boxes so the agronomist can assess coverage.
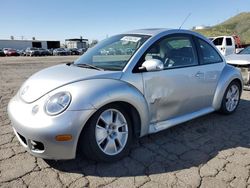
[55,135,72,141]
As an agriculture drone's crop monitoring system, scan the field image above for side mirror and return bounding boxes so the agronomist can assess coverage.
[139,59,164,72]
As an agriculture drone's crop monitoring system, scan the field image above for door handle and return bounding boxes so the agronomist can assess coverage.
[195,71,204,78]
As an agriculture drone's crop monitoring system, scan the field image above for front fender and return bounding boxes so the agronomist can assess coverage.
[53,79,150,137]
[212,64,243,110]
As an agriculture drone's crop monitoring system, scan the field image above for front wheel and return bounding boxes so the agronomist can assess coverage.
[219,81,241,114]
[78,104,132,162]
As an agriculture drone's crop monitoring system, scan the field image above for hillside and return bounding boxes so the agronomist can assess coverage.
[195,12,250,44]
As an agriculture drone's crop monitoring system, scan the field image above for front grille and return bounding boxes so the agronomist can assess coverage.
[16,131,45,152]
[30,140,45,151]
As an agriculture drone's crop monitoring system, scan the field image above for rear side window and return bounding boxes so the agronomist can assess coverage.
[213,37,223,45]
[226,38,232,46]
[197,39,223,64]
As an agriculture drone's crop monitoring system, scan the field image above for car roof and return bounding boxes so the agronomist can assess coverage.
[124,28,169,36]
[124,28,206,39]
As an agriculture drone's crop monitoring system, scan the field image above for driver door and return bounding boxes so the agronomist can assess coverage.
[141,34,207,123]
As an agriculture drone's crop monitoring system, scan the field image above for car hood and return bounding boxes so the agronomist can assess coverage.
[19,64,122,103]
[226,54,250,65]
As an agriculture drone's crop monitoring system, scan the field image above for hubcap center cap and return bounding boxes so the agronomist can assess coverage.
[107,124,117,136]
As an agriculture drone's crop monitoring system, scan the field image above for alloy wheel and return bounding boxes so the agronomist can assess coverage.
[225,84,240,112]
[95,109,128,155]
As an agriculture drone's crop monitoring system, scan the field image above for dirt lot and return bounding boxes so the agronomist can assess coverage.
[1,56,250,188]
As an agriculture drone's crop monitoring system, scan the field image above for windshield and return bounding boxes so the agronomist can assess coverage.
[74,34,150,71]
[239,47,250,54]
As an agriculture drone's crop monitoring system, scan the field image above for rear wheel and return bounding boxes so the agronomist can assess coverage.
[219,81,241,114]
[78,104,132,162]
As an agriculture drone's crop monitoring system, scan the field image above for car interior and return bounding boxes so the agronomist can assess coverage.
[144,38,196,69]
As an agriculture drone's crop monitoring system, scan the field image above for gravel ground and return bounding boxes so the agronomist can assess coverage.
[1,56,250,188]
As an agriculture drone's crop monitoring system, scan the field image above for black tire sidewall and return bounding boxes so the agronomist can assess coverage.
[79,104,133,162]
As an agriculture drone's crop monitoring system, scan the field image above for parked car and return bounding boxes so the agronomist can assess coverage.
[17,49,27,56]
[26,48,40,56]
[99,49,109,55]
[0,49,5,56]
[126,48,134,55]
[3,48,11,55]
[226,46,250,90]
[68,48,80,55]
[53,48,69,56]
[78,48,87,55]
[38,48,51,56]
[47,49,54,56]
[6,49,19,56]
[8,29,243,162]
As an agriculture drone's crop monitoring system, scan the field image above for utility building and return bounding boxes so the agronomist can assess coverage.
[0,39,60,50]
[65,38,88,49]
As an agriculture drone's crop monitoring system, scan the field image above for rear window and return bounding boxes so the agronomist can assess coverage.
[213,37,223,45]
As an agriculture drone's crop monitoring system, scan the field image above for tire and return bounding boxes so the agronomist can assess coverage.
[78,104,133,162]
[219,81,241,114]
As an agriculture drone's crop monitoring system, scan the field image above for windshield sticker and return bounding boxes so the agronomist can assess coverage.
[121,36,141,43]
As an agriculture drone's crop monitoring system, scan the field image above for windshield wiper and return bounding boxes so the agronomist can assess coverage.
[73,63,104,71]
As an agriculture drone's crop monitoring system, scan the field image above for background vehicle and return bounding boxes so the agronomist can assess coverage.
[38,48,51,56]
[0,49,5,56]
[69,48,80,55]
[6,49,19,56]
[8,29,243,162]
[17,49,26,56]
[209,35,243,56]
[53,48,70,56]
[47,49,54,55]
[226,46,250,89]
[26,47,40,56]
[3,48,11,55]
[78,48,87,55]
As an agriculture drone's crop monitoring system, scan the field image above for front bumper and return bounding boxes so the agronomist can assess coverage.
[8,95,95,160]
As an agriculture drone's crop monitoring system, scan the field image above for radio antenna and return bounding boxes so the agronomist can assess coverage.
[179,13,191,29]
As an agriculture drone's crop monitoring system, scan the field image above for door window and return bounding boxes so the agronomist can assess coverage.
[141,35,197,69]
[226,38,232,46]
[212,37,223,45]
[197,39,223,64]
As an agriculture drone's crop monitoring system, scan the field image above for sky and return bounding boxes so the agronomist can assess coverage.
[0,0,249,42]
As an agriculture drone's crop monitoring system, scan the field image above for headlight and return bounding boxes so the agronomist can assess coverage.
[45,92,71,116]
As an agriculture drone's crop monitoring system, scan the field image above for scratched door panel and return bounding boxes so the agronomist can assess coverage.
[143,66,202,123]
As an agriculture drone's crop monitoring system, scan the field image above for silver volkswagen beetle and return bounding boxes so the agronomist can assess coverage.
[8,29,243,162]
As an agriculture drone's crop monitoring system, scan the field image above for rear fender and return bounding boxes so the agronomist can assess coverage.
[212,64,243,110]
